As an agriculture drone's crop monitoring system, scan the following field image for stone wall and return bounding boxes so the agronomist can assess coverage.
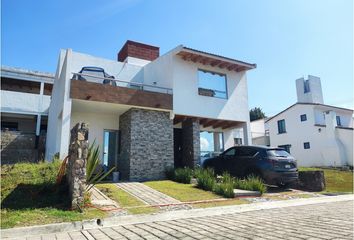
[1,130,38,164]
[182,118,200,168]
[66,122,88,210]
[119,108,174,181]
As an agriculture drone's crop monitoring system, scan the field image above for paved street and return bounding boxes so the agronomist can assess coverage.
[5,198,353,240]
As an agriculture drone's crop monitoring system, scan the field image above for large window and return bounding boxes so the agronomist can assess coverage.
[198,69,227,99]
[277,119,286,134]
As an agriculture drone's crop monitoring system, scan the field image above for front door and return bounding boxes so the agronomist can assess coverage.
[103,130,119,172]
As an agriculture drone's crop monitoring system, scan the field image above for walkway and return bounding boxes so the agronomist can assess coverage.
[90,187,119,208]
[116,182,181,206]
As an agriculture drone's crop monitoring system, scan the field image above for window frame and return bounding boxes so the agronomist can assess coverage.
[197,69,228,99]
[304,142,311,149]
[222,147,236,157]
[336,116,342,126]
[300,114,307,122]
[277,119,286,134]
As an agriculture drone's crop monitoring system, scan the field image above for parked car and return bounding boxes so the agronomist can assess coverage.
[203,145,298,187]
[73,66,116,86]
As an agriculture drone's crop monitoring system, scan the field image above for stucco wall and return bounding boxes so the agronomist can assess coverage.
[336,128,354,166]
[268,104,353,167]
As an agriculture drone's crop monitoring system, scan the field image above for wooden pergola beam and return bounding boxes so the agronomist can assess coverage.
[203,120,218,128]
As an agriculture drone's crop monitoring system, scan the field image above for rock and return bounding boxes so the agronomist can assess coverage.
[298,171,326,192]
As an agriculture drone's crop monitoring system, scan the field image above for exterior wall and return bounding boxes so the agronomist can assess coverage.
[268,104,353,167]
[296,75,324,104]
[70,111,119,161]
[119,108,174,181]
[250,119,270,146]
[337,128,354,166]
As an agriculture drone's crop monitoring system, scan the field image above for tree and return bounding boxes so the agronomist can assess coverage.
[249,107,266,121]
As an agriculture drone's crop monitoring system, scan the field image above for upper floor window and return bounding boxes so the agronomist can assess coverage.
[336,116,342,126]
[304,142,311,149]
[198,69,227,99]
[304,80,310,93]
[300,114,307,122]
[277,119,286,134]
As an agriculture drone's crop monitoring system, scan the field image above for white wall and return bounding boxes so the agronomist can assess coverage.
[1,90,51,115]
[70,111,119,160]
[268,104,353,167]
[336,128,354,166]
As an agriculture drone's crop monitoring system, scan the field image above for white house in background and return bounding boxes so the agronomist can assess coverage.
[46,40,256,180]
[1,66,54,163]
[266,75,353,167]
[250,118,270,146]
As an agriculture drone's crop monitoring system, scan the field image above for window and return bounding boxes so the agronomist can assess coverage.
[336,116,342,126]
[234,138,242,146]
[268,149,291,157]
[198,69,227,99]
[223,148,235,156]
[235,147,258,157]
[277,119,286,134]
[278,144,291,154]
[304,142,310,149]
[304,80,310,93]
[300,114,307,122]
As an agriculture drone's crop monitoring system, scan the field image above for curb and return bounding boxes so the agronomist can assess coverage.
[1,194,353,239]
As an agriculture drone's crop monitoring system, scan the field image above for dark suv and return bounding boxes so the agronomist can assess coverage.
[203,146,298,187]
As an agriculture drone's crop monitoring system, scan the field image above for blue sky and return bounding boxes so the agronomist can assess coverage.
[1,0,353,116]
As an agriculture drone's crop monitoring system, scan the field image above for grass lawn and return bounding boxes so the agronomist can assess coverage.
[299,167,353,193]
[144,180,222,202]
[1,162,107,229]
[96,184,158,215]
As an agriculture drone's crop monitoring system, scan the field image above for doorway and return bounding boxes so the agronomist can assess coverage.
[103,130,119,172]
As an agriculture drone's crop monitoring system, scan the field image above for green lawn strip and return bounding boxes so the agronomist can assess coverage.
[95,184,158,215]
[1,208,106,229]
[144,180,222,202]
[299,167,353,193]
[193,199,248,208]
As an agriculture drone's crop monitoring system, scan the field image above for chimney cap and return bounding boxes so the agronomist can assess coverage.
[117,40,160,62]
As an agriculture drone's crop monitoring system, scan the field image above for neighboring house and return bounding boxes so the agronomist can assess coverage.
[250,118,270,146]
[266,75,353,167]
[46,40,256,181]
[0,66,54,163]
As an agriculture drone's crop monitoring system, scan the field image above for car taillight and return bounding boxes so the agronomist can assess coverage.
[267,159,280,168]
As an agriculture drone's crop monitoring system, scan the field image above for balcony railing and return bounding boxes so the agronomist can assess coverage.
[71,72,173,94]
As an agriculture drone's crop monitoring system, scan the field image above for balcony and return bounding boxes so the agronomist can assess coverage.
[70,73,173,110]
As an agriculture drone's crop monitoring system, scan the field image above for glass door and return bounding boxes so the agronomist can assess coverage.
[103,130,118,172]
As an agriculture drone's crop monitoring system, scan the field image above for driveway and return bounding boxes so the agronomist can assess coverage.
[4,195,353,240]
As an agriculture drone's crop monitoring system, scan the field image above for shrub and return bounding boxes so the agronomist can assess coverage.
[174,168,193,184]
[214,172,235,198]
[165,167,175,180]
[195,168,215,191]
[234,175,266,195]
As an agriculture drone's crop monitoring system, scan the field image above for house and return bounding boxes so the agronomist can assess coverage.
[45,40,256,181]
[250,118,270,146]
[0,66,54,163]
[266,75,353,167]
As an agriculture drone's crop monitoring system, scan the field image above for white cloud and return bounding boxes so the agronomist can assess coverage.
[200,137,209,151]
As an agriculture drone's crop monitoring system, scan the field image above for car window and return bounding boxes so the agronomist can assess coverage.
[235,148,258,157]
[267,149,291,157]
[223,148,235,156]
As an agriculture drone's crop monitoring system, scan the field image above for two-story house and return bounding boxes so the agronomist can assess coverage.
[45,40,256,181]
[266,75,353,167]
[1,66,54,163]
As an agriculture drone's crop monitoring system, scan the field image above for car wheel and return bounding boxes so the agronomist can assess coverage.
[244,168,263,180]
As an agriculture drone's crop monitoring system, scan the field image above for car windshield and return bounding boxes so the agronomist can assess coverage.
[267,149,290,157]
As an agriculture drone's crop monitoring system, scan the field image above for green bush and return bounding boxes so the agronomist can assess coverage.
[195,168,215,191]
[234,175,266,195]
[165,167,175,180]
[174,168,193,184]
[214,172,235,198]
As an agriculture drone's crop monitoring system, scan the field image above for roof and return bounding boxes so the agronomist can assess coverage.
[1,65,54,83]
[266,102,354,122]
[176,46,256,72]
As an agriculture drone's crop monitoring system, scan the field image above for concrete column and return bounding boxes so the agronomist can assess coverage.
[182,118,200,168]
[213,132,221,152]
[242,122,252,145]
[36,114,41,136]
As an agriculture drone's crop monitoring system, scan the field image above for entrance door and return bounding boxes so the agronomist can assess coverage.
[173,128,183,168]
[103,130,119,172]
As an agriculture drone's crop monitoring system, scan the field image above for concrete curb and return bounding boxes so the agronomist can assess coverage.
[1,194,353,239]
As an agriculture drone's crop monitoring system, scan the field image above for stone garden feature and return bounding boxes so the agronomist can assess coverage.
[298,170,326,192]
[66,122,89,210]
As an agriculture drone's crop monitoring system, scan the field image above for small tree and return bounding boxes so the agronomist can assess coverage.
[249,107,266,121]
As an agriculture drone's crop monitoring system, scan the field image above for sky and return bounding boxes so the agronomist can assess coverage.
[1,0,353,117]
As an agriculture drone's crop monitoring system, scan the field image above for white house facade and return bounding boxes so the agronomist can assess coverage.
[45,40,256,180]
[266,75,353,167]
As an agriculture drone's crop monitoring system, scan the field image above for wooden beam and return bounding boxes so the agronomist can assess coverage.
[201,57,212,65]
[210,60,221,67]
[199,118,209,125]
[218,62,231,69]
[235,66,245,72]
[222,122,239,129]
[203,120,218,128]
[227,64,237,71]
[183,54,194,61]
[192,55,203,63]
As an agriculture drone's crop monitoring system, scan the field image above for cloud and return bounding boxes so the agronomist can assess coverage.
[200,137,210,151]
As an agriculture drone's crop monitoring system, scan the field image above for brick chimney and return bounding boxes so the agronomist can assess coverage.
[117,40,159,62]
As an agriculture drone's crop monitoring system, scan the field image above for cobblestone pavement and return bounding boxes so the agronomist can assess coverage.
[10,199,353,240]
[116,182,181,205]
